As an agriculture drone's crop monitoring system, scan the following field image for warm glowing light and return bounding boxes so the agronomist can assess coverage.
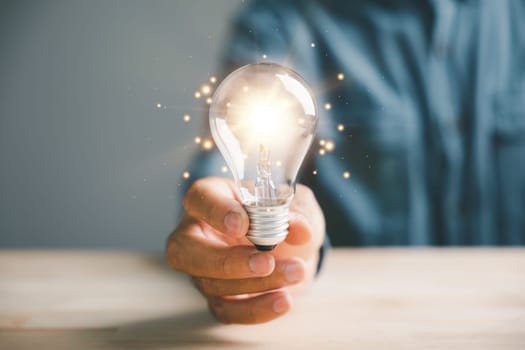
[319,149,326,155]
[221,166,228,173]
[262,54,267,59]
[275,160,282,167]
[206,97,213,104]
[313,169,318,175]
[202,139,213,150]
[156,103,162,108]
[324,103,332,110]
[343,171,351,179]
[183,114,191,122]
[210,76,217,83]
[194,137,201,144]
[233,95,297,146]
[245,103,280,140]
[337,73,344,81]
[310,42,316,48]
[319,139,326,146]
[194,91,201,99]
[242,86,249,92]
[325,141,335,151]
[201,84,211,95]
[337,124,345,132]
[182,171,190,179]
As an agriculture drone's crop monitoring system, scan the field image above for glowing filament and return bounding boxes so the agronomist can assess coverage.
[255,144,277,205]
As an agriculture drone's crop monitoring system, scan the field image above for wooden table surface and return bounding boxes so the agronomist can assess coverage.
[0,248,524,349]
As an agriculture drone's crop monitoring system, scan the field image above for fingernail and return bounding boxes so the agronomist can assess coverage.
[224,211,241,234]
[284,263,303,283]
[249,253,273,275]
[272,296,291,314]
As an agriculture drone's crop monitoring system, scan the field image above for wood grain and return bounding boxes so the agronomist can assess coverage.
[0,248,524,349]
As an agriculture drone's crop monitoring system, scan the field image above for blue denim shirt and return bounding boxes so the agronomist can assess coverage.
[189,0,525,246]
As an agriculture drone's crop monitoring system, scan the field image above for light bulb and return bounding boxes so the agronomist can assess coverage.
[209,63,318,251]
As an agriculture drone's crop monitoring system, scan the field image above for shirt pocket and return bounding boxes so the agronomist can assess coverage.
[492,90,525,244]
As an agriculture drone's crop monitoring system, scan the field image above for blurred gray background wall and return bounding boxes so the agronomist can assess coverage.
[0,0,242,251]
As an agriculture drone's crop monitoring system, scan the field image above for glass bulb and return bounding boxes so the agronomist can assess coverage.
[209,63,318,250]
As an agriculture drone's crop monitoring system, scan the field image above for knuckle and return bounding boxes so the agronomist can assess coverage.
[182,188,194,213]
[214,253,230,276]
[207,253,231,278]
[302,185,316,203]
[183,179,205,212]
[295,185,325,244]
[190,178,206,193]
[293,185,316,214]
[247,300,258,323]
[193,277,206,293]
[166,232,185,272]
[195,278,216,296]
[207,201,222,228]
[297,184,313,200]
[208,298,231,324]
[190,276,201,290]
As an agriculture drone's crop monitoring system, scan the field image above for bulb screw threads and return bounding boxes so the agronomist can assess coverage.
[244,203,289,251]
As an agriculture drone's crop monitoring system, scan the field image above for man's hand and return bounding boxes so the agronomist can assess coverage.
[166,177,325,324]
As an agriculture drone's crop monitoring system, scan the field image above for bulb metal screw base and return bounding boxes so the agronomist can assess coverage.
[244,203,290,251]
